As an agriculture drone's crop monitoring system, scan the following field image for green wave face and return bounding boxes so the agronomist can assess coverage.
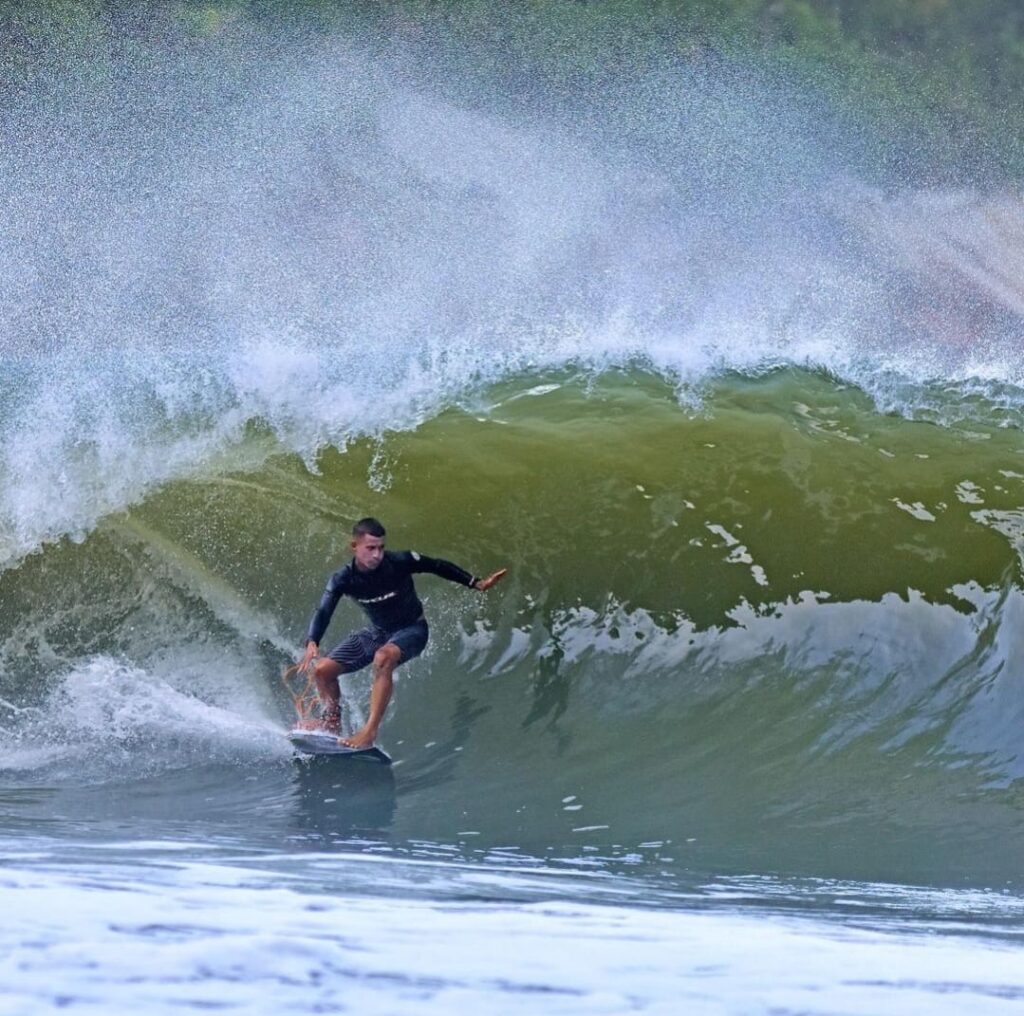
[4,369,1024,888]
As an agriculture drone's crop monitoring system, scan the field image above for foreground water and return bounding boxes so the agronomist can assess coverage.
[3,837,1023,1015]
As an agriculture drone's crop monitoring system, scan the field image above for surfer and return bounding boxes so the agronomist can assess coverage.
[297,517,507,748]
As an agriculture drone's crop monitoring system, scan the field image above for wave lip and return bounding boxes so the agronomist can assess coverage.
[5,351,1024,571]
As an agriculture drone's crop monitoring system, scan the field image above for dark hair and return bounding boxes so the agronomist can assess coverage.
[352,517,386,540]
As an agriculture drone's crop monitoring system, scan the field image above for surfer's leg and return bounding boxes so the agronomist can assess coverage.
[342,620,428,749]
[342,643,400,749]
[316,627,381,733]
[311,657,344,731]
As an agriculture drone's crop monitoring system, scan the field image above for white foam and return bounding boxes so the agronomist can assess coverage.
[0,855,1021,1016]
[892,499,938,522]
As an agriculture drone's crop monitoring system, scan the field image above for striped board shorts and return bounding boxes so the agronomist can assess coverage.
[326,618,429,672]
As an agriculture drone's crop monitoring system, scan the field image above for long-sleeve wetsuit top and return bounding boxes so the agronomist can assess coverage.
[306,550,476,644]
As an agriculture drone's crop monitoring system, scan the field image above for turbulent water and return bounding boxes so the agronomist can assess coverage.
[3,23,1024,1013]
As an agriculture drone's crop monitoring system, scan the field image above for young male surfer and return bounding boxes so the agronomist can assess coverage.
[297,517,507,749]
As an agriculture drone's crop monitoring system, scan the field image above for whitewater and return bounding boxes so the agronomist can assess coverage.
[2,22,1024,1014]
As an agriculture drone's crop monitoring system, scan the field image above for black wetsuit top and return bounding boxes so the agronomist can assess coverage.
[306,550,476,644]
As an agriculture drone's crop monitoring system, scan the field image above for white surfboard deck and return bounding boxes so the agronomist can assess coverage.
[287,729,393,765]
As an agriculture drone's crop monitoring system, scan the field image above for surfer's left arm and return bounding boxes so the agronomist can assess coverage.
[472,568,508,591]
[404,551,507,591]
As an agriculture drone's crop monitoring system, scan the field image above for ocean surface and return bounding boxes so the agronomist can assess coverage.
[3,25,1024,1013]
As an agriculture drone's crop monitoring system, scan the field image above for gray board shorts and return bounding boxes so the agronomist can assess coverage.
[326,618,429,672]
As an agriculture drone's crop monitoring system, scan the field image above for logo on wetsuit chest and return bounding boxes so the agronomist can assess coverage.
[356,590,399,604]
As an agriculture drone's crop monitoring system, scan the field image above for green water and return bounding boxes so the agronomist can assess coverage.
[3,369,1023,889]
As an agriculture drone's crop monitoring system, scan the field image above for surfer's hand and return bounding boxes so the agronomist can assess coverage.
[298,641,319,673]
[475,568,508,592]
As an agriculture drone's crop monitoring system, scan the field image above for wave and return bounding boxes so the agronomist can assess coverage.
[1,370,1023,885]
[4,37,1024,566]
[3,30,1024,887]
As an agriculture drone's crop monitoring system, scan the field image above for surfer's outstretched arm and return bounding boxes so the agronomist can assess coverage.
[404,552,508,592]
[473,568,508,591]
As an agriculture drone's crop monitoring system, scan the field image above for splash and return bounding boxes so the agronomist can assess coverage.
[2,28,1023,569]
[0,657,289,779]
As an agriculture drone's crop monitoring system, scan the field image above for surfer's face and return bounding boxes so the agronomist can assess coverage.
[352,533,386,570]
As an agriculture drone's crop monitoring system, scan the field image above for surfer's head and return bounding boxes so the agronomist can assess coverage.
[351,517,386,571]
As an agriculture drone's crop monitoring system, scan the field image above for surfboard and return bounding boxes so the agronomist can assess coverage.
[287,729,393,765]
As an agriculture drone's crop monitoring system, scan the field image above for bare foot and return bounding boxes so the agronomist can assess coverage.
[341,727,376,750]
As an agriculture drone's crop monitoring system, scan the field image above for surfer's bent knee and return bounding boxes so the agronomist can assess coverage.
[313,657,343,680]
[373,644,402,670]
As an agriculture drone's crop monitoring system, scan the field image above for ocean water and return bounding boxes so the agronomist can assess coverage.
[2,22,1024,1013]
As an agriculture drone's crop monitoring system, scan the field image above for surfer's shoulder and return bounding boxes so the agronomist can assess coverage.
[327,561,355,590]
[387,549,424,571]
